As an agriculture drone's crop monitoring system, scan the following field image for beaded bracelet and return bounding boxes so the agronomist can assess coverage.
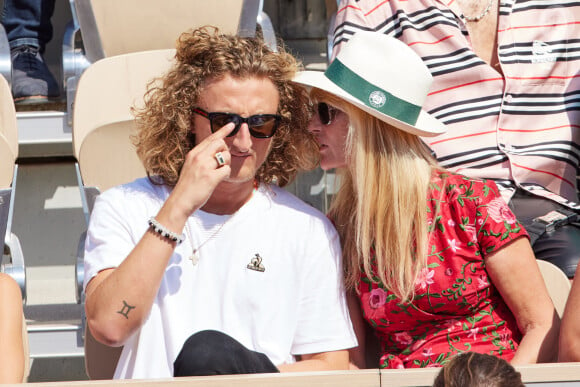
[147,217,185,244]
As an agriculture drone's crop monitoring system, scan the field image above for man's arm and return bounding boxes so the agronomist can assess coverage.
[277,350,349,372]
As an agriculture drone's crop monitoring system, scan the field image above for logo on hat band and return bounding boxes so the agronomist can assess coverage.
[325,59,421,126]
[369,91,387,108]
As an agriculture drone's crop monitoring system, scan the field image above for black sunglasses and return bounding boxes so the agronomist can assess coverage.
[317,102,338,125]
[192,107,281,139]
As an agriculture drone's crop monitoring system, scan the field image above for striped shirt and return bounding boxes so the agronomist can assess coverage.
[332,0,580,209]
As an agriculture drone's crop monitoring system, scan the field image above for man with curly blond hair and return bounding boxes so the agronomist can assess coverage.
[82,26,356,379]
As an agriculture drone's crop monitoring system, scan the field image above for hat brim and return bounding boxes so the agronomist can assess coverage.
[293,71,446,138]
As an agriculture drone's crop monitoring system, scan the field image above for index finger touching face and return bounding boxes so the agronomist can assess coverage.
[208,121,236,141]
[193,121,235,152]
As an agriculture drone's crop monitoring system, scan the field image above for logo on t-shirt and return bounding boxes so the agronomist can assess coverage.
[531,40,556,63]
[247,253,265,272]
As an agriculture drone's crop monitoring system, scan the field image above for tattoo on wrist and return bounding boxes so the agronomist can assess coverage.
[117,300,136,319]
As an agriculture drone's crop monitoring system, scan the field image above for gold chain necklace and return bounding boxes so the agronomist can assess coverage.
[463,0,494,22]
[185,181,258,265]
[185,213,236,265]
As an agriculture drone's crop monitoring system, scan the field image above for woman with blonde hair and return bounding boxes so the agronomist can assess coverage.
[293,31,559,369]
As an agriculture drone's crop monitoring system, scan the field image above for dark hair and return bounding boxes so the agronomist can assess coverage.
[433,352,524,387]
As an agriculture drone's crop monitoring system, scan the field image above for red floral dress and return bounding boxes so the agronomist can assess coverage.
[358,171,528,368]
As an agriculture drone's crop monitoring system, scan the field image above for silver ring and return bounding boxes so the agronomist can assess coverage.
[214,151,226,167]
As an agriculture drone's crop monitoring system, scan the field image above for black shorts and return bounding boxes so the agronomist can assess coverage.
[508,190,580,278]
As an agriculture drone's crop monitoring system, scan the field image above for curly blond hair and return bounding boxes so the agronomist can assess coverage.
[133,26,318,187]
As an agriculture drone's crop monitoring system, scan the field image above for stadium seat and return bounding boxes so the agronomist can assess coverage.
[0,76,28,374]
[72,48,175,379]
[0,73,26,301]
[73,0,275,62]
[537,259,571,319]
[0,24,11,85]
[72,50,173,199]
[63,0,276,125]
[21,314,30,382]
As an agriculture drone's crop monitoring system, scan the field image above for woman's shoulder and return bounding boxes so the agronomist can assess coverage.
[431,170,500,196]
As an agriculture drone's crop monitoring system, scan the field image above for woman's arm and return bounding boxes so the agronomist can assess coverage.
[558,263,580,361]
[346,291,368,369]
[0,273,24,383]
[485,237,560,364]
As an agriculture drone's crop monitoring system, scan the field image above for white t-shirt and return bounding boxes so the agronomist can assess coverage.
[83,178,357,379]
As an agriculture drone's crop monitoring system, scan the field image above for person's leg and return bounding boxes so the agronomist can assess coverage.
[509,190,580,278]
[1,0,54,50]
[173,330,279,376]
[1,0,59,102]
[532,225,580,278]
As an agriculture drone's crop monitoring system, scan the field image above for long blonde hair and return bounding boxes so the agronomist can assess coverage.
[314,89,441,301]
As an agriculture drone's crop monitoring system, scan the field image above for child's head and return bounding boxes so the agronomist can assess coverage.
[433,352,524,387]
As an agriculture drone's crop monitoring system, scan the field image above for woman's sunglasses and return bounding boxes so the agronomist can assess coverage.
[317,102,338,125]
[192,107,281,139]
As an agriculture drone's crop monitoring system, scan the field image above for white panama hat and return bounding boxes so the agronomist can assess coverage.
[293,31,446,137]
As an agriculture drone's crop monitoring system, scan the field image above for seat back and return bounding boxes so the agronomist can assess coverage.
[73,49,176,380]
[537,259,571,318]
[0,71,26,301]
[73,49,175,193]
[21,315,30,382]
[0,24,12,85]
[66,0,274,138]
[0,74,16,253]
[74,0,263,63]
[0,74,17,191]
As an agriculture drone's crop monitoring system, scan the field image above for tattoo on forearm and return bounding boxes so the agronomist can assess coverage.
[117,300,136,319]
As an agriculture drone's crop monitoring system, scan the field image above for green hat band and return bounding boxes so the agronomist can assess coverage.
[325,59,421,126]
